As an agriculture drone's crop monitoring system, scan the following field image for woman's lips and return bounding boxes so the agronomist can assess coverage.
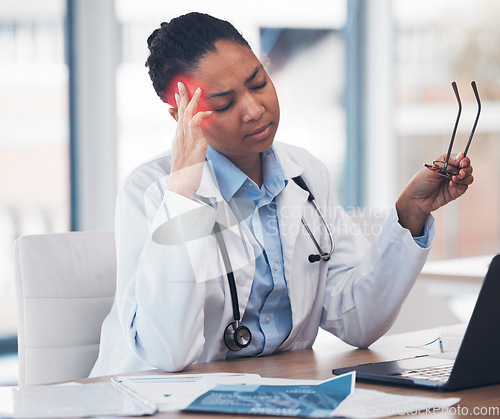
[245,123,273,142]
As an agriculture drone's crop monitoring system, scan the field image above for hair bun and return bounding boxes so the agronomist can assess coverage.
[147,23,168,49]
[146,28,160,49]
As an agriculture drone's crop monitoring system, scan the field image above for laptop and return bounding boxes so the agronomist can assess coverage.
[332,254,500,391]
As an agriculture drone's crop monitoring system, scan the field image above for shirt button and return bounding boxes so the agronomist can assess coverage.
[237,276,246,286]
[265,315,271,323]
[273,262,279,271]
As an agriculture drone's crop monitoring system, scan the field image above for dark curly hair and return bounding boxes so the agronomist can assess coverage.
[145,12,250,104]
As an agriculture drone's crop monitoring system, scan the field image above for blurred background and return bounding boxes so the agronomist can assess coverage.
[1,0,499,385]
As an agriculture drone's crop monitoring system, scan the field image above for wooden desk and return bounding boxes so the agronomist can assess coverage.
[85,329,499,418]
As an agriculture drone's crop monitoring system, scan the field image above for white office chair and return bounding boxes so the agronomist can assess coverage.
[13,231,116,387]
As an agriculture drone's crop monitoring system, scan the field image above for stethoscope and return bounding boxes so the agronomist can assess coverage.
[217,175,335,351]
[292,176,335,263]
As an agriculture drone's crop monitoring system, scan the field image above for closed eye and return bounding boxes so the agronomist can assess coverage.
[213,80,267,112]
[214,101,234,112]
[252,81,267,91]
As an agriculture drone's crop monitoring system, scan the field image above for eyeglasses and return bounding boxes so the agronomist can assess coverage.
[425,81,481,179]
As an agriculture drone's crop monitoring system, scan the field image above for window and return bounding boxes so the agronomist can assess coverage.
[260,27,345,193]
[0,0,68,359]
[394,0,500,259]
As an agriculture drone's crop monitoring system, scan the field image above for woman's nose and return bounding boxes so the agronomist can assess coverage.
[241,94,265,122]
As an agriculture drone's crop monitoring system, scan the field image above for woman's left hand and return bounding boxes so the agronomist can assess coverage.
[396,153,474,236]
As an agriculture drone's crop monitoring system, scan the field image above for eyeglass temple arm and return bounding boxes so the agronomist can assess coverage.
[444,81,462,171]
[463,81,481,158]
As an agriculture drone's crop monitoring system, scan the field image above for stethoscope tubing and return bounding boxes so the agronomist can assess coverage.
[212,222,241,322]
[293,176,335,262]
[308,199,334,261]
[214,175,335,350]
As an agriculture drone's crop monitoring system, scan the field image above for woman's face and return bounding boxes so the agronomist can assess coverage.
[182,41,280,169]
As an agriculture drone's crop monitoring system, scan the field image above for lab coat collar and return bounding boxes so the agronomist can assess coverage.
[273,142,304,180]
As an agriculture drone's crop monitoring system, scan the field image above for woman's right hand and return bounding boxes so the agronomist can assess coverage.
[167,82,212,200]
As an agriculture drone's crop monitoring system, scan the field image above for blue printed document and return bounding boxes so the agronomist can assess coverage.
[183,372,355,417]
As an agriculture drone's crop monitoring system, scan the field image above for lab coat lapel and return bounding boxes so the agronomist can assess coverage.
[275,150,309,289]
[195,162,255,313]
[277,180,309,283]
[274,147,320,339]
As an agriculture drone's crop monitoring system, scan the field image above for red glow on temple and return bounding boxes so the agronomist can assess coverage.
[162,76,211,112]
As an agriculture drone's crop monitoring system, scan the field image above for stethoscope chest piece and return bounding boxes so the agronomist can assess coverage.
[224,320,252,351]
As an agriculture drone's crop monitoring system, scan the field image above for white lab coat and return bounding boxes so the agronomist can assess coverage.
[90,142,434,377]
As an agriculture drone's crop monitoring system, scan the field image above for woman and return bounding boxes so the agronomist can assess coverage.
[90,12,473,376]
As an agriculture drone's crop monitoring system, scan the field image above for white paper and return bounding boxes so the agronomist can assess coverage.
[439,323,467,352]
[0,382,157,418]
[115,372,264,412]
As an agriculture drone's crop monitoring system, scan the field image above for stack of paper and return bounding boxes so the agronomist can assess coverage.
[0,382,156,418]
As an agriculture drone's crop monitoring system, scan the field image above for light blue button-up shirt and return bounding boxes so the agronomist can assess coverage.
[206,145,292,357]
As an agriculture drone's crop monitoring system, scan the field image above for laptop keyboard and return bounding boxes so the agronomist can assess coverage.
[398,364,454,383]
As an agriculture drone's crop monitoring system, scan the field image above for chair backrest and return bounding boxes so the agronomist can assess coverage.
[13,231,116,387]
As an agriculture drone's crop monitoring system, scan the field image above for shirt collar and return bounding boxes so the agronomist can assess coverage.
[205,145,288,202]
[206,146,247,201]
[260,146,288,202]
